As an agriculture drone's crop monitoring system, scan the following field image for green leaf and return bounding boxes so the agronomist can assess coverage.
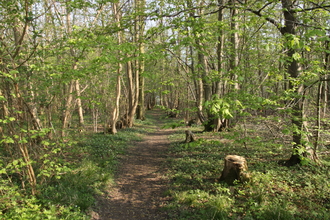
[292,52,301,61]
[282,128,290,135]
[0,96,6,101]
[12,160,19,166]
[1,136,14,144]
[223,109,233,118]
[18,138,28,144]
[0,168,6,174]
[41,140,50,146]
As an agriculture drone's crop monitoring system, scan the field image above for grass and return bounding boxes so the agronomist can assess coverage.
[1,109,169,219]
[1,123,143,219]
[163,120,330,220]
[42,128,143,213]
[2,109,329,219]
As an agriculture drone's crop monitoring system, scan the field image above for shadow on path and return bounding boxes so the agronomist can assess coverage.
[91,110,177,220]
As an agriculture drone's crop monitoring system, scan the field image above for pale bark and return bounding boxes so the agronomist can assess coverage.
[229,0,239,91]
[61,7,76,137]
[313,80,322,161]
[127,60,139,127]
[324,38,330,117]
[202,0,225,132]
[61,79,75,137]
[109,2,123,134]
[216,0,224,97]
[75,80,84,130]
[135,0,146,120]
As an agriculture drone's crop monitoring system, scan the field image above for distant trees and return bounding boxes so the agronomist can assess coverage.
[145,0,330,165]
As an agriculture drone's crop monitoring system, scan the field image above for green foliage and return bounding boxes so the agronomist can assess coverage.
[165,127,330,219]
[38,130,141,212]
[0,177,87,219]
[204,95,244,119]
[162,120,185,129]
[0,127,141,218]
[40,159,103,211]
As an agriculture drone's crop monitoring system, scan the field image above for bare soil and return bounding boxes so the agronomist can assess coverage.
[91,110,174,220]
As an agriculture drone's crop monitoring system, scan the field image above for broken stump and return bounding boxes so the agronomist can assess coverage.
[185,130,196,143]
[219,155,250,185]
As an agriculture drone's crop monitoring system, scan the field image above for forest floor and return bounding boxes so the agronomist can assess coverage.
[87,108,330,220]
[91,109,174,220]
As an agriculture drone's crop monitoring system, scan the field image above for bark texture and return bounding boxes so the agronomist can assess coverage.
[185,130,196,143]
[219,155,249,185]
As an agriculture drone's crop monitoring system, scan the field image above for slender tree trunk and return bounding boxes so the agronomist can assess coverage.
[137,75,145,120]
[61,7,76,137]
[216,0,224,97]
[61,78,75,137]
[191,46,204,124]
[135,0,146,120]
[313,80,322,161]
[109,2,123,134]
[324,37,330,117]
[229,0,239,91]
[208,0,225,132]
[127,60,139,127]
[75,80,84,130]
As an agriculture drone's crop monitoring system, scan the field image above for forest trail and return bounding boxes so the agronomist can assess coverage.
[91,109,174,220]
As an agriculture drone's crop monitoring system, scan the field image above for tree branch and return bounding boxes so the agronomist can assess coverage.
[237,0,330,34]
[303,1,330,12]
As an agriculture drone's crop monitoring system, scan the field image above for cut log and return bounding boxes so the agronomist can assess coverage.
[219,155,250,185]
[185,130,196,143]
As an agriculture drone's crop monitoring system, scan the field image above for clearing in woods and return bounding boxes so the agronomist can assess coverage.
[91,109,175,220]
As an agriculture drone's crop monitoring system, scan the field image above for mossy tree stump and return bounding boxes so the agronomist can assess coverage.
[219,155,250,185]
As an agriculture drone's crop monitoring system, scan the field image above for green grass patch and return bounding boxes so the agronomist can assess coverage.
[39,129,142,213]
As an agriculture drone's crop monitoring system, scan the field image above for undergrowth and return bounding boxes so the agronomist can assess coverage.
[0,127,142,219]
[164,125,330,220]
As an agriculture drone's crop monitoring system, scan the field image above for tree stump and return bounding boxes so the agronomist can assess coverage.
[219,155,250,185]
[185,130,196,143]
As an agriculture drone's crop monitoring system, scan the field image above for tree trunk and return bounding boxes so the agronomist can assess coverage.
[135,0,146,121]
[127,60,139,127]
[212,0,225,132]
[109,2,123,134]
[75,80,84,130]
[324,37,329,117]
[229,0,239,91]
[61,79,75,137]
[137,76,145,120]
[280,0,306,166]
[185,130,196,143]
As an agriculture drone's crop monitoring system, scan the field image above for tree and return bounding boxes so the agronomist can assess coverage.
[0,0,40,195]
[108,1,123,134]
[239,0,330,165]
[135,0,147,121]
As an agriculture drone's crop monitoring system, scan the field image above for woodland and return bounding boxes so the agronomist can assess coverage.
[0,0,330,219]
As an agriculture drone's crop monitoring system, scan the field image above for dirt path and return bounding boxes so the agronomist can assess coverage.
[91,110,174,220]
